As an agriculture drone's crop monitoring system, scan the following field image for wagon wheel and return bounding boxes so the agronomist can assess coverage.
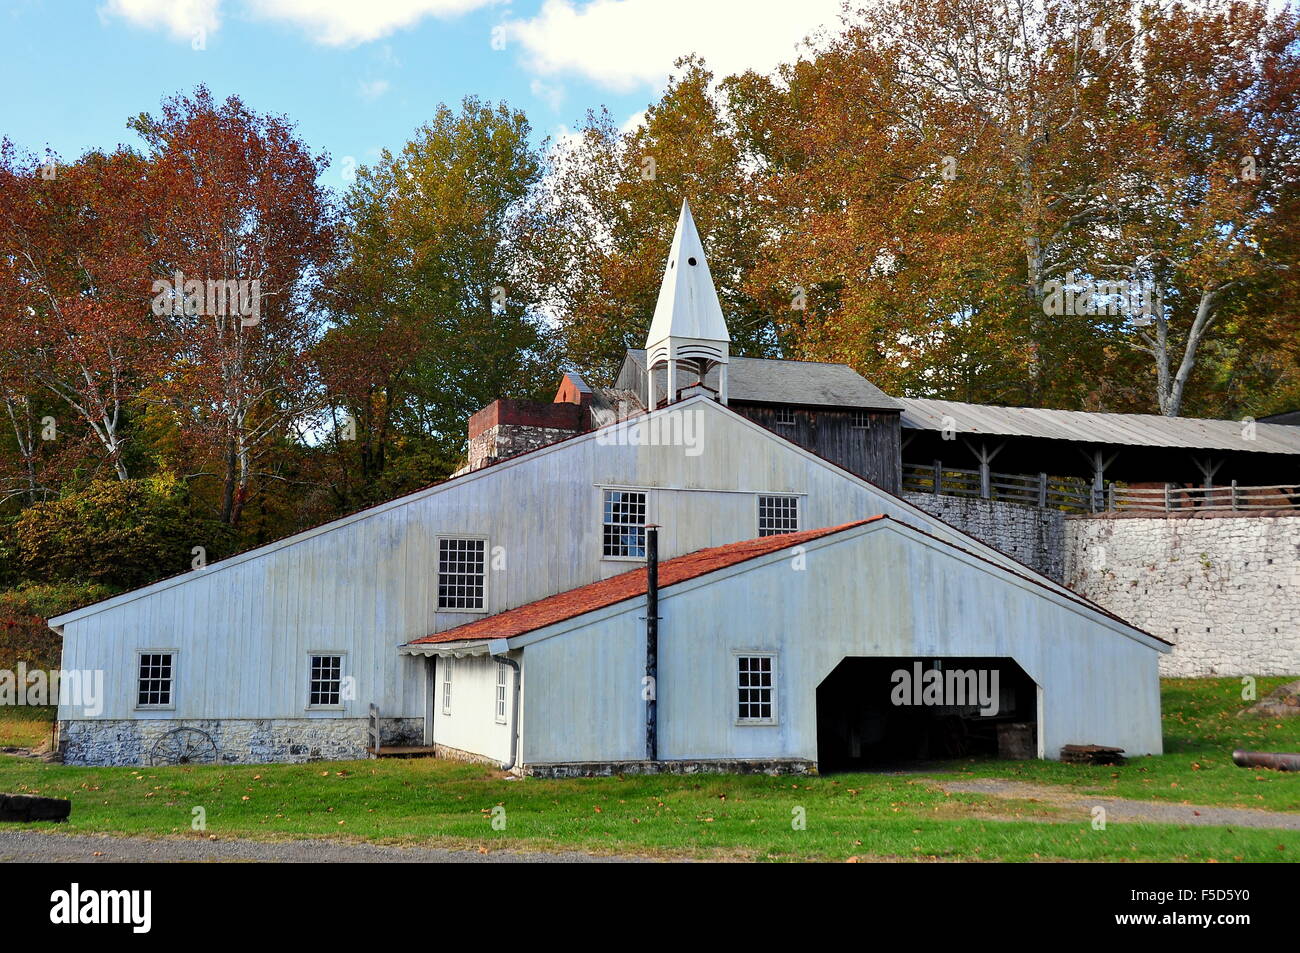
[149,728,219,766]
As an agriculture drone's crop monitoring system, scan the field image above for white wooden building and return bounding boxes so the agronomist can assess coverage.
[50,202,1169,769]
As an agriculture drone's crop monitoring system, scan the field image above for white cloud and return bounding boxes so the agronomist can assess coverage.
[244,0,495,46]
[358,78,391,100]
[504,0,845,91]
[529,78,566,111]
[101,0,220,41]
[103,0,495,46]
[620,109,646,133]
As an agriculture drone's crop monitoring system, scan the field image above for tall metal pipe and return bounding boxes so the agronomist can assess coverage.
[645,524,660,762]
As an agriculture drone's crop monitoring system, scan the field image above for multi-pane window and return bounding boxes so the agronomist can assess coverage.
[603,490,646,558]
[495,662,509,723]
[309,654,343,707]
[774,407,796,426]
[438,537,487,610]
[442,658,454,714]
[137,653,174,708]
[851,410,872,429]
[737,655,775,723]
[758,495,799,536]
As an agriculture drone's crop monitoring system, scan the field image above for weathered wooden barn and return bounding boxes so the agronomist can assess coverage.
[50,201,1169,769]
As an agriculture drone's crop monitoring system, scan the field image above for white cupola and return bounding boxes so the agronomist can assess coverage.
[645,200,730,405]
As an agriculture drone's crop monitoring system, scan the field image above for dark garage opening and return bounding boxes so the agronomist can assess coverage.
[816,657,1038,772]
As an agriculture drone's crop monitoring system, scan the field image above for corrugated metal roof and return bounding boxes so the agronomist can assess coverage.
[898,398,1300,455]
[623,349,902,411]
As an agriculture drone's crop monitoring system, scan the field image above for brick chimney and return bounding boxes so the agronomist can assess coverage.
[460,373,594,473]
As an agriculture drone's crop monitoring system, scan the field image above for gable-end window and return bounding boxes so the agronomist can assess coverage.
[137,652,174,708]
[308,654,343,708]
[603,489,646,558]
[851,410,872,429]
[774,407,796,426]
[758,495,799,536]
[495,662,508,723]
[441,658,454,714]
[438,537,487,611]
[736,654,776,724]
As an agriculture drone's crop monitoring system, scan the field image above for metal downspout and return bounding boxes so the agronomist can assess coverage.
[493,654,522,772]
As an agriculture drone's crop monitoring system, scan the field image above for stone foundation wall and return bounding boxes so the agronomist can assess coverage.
[1065,514,1300,677]
[59,717,423,767]
[902,492,1066,582]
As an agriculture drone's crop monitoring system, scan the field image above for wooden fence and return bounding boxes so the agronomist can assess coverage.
[903,463,1300,515]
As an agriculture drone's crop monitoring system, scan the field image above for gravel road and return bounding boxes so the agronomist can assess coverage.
[0,830,655,863]
[939,778,1300,830]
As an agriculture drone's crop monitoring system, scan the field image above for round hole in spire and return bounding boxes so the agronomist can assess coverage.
[687,256,698,266]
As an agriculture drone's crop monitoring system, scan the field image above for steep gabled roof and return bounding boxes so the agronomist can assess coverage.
[407,520,880,646]
[620,350,902,412]
[403,514,1170,650]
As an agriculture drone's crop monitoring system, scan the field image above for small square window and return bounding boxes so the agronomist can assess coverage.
[851,410,871,429]
[438,537,487,611]
[309,654,343,707]
[774,407,796,426]
[758,495,799,536]
[603,490,646,558]
[737,655,776,723]
[137,653,174,708]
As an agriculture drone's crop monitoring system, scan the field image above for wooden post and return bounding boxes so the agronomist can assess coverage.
[933,459,942,495]
[1038,472,1048,508]
[980,459,991,499]
[1107,483,1115,511]
[1231,480,1238,511]
[1163,483,1170,512]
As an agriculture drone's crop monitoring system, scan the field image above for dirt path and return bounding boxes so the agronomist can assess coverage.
[937,778,1300,830]
[0,830,656,863]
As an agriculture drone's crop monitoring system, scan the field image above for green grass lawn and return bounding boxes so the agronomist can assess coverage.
[0,705,55,749]
[935,677,1300,812]
[0,679,1295,862]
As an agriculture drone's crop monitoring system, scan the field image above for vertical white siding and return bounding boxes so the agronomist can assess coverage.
[57,398,1126,732]
[520,521,1165,765]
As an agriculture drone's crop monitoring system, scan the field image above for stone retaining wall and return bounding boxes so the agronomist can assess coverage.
[902,492,1066,582]
[59,717,423,767]
[1065,514,1300,677]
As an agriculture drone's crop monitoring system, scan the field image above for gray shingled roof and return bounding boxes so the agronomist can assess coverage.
[623,349,902,411]
[899,398,1300,455]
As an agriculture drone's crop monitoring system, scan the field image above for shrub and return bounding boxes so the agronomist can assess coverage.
[14,475,236,590]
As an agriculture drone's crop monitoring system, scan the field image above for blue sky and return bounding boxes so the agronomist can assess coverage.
[1,0,843,190]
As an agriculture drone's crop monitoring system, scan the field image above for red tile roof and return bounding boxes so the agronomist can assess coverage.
[408,518,883,646]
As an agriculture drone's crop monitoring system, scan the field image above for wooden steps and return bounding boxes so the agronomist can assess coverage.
[367,746,439,759]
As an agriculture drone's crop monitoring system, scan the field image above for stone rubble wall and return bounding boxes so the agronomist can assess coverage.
[901,494,1299,677]
[1064,515,1300,677]
[461,423,581,474]
[59,717,423,767]
[902,492,1067,582]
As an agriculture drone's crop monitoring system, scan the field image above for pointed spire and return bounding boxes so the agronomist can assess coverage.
[644,201,730,406]
[645,200,731,353]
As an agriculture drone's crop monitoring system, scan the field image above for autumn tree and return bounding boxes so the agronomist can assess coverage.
[0,142,162,483]
[319,97,554,498]
[527,57,780,381]
[1085,1,1300,416]
[132,88,334,525]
